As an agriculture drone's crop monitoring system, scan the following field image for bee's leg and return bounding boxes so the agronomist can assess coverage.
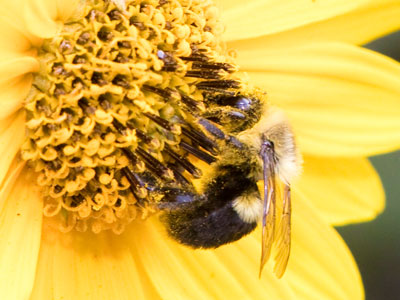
[198,118,226,140]
[197,118,244,149]
[181,125,219,155]
[202,107,247,125]
[123,168,162,192]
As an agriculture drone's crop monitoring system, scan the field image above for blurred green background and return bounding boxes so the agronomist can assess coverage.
[336,31,400,300]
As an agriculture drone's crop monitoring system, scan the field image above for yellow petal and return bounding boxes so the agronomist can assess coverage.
[30,224,157,300]
[0,45,38,119]
[0,168,43,300]
[24,0,80,39]
[31,196,364,299]
[218,0,369,42]
[280,191,364,299]
[227,0,400,48]
[0,76,33,120]
[28,236,54,300]
[128,218,296,300]
[55,0,83,22]
[296,156,384,225]
[24,0,62,39]
[0,112,26,187]
[0,51,38,119]
[237,42,400,156]
[0,10,33,53]
[0,56,38,85]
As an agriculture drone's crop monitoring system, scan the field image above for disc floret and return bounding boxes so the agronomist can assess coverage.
[22,0,240,233]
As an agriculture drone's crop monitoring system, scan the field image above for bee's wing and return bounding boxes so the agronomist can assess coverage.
[259,143,277,277]
[273,185,291,278]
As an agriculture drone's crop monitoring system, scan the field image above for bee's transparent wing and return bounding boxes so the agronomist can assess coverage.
[259,142,277,277]
[273,185,291,278]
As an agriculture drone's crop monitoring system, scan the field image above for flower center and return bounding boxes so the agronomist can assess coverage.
[22,0,241,233]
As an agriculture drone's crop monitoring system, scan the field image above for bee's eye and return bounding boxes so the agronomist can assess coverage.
[262,139,274,150]
[233,97,252,111]
[203,94,262,133]
[217,96,252,111]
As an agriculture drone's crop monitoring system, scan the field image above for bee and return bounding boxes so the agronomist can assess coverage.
[159,91,302,278]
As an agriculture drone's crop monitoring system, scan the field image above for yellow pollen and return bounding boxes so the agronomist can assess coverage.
[22,0,240,234]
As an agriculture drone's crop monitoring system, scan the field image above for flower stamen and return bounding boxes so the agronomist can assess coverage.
[22,0,239,234]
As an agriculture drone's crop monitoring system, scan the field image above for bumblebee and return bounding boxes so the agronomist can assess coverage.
[159,91,302,278]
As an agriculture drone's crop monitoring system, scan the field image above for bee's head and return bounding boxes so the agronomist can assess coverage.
[237,107,302,184]
[203,94,263,133]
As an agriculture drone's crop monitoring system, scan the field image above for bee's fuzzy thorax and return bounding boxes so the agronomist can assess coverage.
[237,107,302,184]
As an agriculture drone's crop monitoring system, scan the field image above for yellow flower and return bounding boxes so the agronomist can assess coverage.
[1,0,400,299]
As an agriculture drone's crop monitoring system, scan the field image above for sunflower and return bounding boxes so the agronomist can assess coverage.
[1,0,400,299]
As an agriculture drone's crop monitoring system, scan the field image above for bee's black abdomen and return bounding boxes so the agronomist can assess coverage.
[165,202,257,248]
[162,163,258,248]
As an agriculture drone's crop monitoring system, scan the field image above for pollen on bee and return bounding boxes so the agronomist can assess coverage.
[21,0,241,234]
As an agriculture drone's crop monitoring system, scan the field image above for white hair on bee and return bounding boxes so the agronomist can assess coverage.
[237,107,302,185]
[232,191,262,223]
